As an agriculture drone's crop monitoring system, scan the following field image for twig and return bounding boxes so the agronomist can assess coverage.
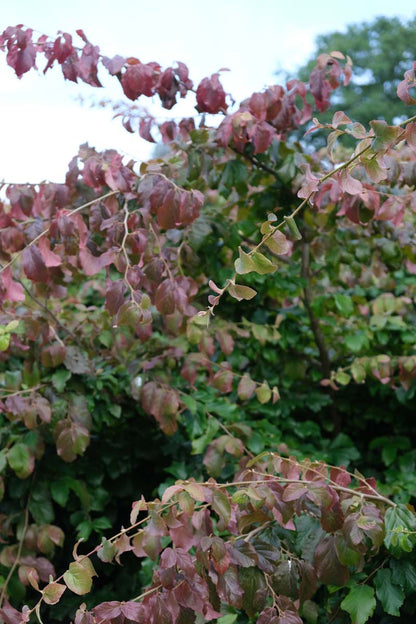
[0,190,118,275]
[0,507,30,607]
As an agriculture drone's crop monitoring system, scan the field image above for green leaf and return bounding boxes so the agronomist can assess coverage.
[0,334,11,351]
[51,369,72,392]
[370,120,402,152]
[250,251,277,275]
[97,538,116,563]
[42,582,66,605]
[212,489,231,528]
[334,294,353,316]
[7,443,33,479]
[51,480,70,507]
[63,559,96,595]
[374,569,405,616]
[351,360,366,383]
[255,381,272,404]
[217,615,237,624]
[29,495,54,525]
[234,247,256,274]
[390,559,416,593]
[340,585,376,624]
[238,567,266,617]
[0,450,7,474]
[228,282,257,301]
[234,248,276,275]
[384,505,416,554]
[4,320,19,332]
[284,215,302,240]
[335,370,351,386]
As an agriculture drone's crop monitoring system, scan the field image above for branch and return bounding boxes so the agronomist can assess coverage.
[0,190,118,276]
[300,242,331,377]
[0,507,29,607]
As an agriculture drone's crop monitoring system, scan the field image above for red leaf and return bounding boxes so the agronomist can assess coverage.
[54,421,90,462]
[105,280,126,315]
[79,249,115,276]
[22,246,48,282]
[405,121,416,149]
[43,33,74,73]
[1,268,25,302]
[0,600,30,623]
[77,43,102,87]
[237,373,256,401]
[121,63,159,100]
[2,26,36,78]
[141,382,179,435]
[160,120,178,143]
[93,602,122,621]
[101,54,125,75]
[212,366,233,393]
[155,280,176,314]
[252,121,275,154]
[156,188,180,229]
[397,62,416,105]
[314,535,349,586]
[196,73,227,114]
[38,237,62,267]
[139,117,156,142]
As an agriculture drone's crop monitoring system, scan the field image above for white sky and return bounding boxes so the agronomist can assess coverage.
[1,0,416,183]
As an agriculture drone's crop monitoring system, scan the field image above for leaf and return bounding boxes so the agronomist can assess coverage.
[212,489,231,528]
[42,582,67,605]
[374,569,405,616]
[7,443,34,479]
[79,249,115,276]
[0,599,30,624]
[228,282,257,301]
[265,230,291,255]
[63,559,96,596]
[64,346,91,375]
[384,504,416,554]
[314,535,349,586]
[234,247,256,274]
[155,280,176,314]
[334,294,353,316]
[251,251,277,275]
[55,422,90,462]
[238,567,267,617]
[405,121,416,149]
[237,373,256,401]
[284,216,302,240]
[370,120,402,152]
[340,585,376,624]
[196,73,227,114]
[255,381,271,404]
[212,367,233,393]
[22,246,48,282]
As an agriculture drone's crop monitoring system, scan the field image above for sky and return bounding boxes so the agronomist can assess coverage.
[1,0,416,184]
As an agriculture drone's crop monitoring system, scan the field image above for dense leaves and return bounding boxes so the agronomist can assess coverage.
[1,19,416,624]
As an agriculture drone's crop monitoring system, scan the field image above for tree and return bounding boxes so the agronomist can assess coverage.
[0,24,416,624]
[298,15,416,125]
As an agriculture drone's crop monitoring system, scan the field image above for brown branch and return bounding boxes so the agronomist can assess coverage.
[231,147,280,179]
[0,507,29,607]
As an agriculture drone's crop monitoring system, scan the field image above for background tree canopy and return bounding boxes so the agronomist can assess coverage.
[298,15,416,124]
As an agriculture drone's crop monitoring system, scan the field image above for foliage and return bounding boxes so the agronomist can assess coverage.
[0,23,416,624]
[297,16,416,126]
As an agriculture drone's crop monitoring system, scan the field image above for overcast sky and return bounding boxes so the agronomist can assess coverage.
[1,0,416,183]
